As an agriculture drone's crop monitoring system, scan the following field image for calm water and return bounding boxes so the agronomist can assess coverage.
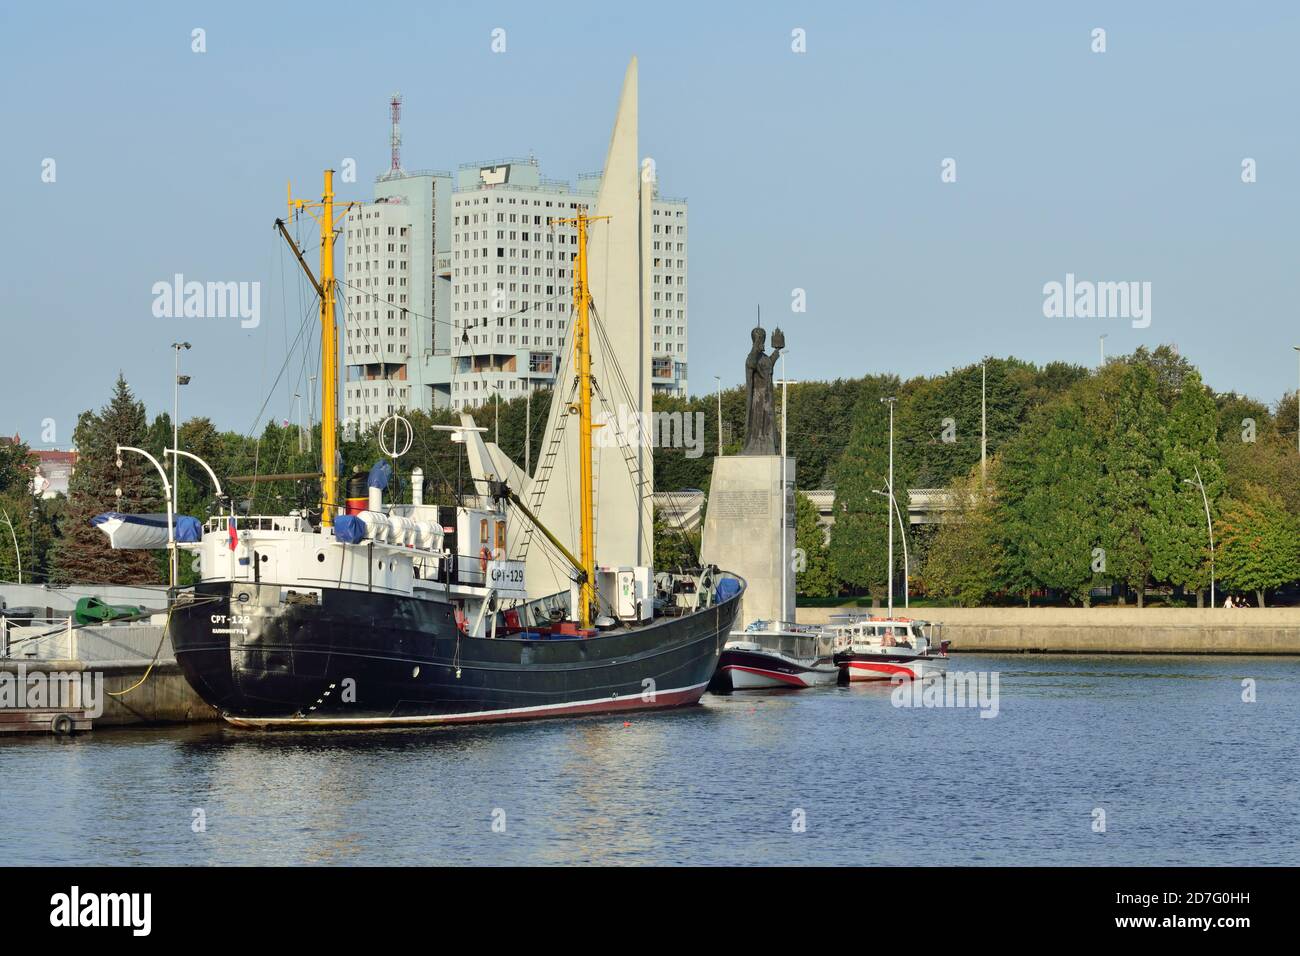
[3,654,1297,866]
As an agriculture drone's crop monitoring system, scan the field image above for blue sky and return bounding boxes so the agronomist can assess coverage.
[2,0,1297,446]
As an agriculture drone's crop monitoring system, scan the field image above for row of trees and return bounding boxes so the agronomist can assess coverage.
[916,351,1300,606]
[6,346,1298,607]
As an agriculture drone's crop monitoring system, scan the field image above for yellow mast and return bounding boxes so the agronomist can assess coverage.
[551,207,608,628]
[287,171,355,527]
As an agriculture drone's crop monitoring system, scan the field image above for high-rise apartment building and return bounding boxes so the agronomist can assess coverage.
[342,154,686,432]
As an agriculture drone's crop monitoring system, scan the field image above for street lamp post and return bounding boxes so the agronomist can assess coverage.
[981,360,987,481]
[170,342,191,587]
[1293,346,1300,456]
[1184,467,1215,607]
[713,375,722,456]
[117,445,174,588]
[776,362,797,624]
[880,396,897,617]
[492,381,502,446]
[872,488,909,609]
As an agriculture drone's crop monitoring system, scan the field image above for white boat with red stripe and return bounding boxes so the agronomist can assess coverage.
[710,620,839,691]
[829,616,950,683]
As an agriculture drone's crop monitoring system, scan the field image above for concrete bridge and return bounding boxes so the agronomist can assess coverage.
[653,487,960,537]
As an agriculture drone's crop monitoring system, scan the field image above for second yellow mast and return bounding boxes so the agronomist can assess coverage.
[552,207,608,629]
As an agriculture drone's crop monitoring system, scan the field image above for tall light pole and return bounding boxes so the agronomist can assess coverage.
[170,341,191,587]
[490,380,502,446]
[777,363,797,624]
[1292,346,1299,456]
[1184,467,1215,607]
[713,375,722,455]
[980,360,987,481]
[880,396,897,617]
[872,488,908,609]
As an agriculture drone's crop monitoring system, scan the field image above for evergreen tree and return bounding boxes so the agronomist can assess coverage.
[50,376,163,584]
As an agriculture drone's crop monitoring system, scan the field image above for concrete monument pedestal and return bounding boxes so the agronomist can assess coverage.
[699,455,795,629]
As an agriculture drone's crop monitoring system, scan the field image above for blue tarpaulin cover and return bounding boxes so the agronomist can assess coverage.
[714,577,742,604]
[334,514,367,544]
[367,460,393,490]
[91,512,203,549]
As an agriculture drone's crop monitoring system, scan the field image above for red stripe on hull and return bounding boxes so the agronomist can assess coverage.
[844,660,918,680]
[720,664,811,688]
[226,684,708,729]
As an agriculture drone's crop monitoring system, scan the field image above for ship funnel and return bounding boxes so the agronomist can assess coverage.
[367,460,393,512]
[412,467,424,506]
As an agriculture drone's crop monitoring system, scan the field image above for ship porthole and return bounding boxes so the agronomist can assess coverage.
[412,665,420,678]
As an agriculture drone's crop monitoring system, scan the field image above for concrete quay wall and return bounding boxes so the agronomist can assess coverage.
[795,606,1300,655]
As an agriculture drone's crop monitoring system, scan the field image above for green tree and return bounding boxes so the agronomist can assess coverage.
[0,435,33,495]
[50,376,164,584]
[1094,362,1163,605]
[829,377,910,597]
[1145,371,1223,605]
[996,398,1103,605]
[898,358,1027,488]
[1217,485,1300,606]
[652,512,699,574]
[923,463,1003,606]
[793,491,836,598]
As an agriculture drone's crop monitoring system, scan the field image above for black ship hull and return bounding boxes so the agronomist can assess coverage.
[170,581,742,728]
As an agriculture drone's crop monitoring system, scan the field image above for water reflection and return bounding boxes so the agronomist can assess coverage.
[3,654,1296,865]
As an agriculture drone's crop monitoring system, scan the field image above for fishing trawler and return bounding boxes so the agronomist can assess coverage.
[152,178,741,727]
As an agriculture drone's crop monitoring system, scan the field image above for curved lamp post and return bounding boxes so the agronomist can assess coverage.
[1183,466,1215,607]
[873,487,909,610]
[116,445,174,588]
[164,449,226,515]
[0,507,20,584]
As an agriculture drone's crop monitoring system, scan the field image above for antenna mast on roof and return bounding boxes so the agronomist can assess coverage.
[389,92,403,174]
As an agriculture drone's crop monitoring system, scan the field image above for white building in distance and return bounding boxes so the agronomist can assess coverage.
[342,152,687,432]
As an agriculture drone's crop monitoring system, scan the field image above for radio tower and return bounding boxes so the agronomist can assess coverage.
[389,92,403,175]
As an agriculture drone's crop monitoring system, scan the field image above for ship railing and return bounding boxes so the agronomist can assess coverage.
[413,551,525,590]
[2,615,77,659]
[203,515,307,534]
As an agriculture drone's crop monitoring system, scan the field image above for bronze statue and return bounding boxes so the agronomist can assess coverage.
[741,325,784,455]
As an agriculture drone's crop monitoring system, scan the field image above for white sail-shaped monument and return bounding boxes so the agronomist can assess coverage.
[519,56,655,599]
[460,57,657,600]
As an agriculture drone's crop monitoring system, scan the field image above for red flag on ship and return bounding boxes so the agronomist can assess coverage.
[228,514,239,551]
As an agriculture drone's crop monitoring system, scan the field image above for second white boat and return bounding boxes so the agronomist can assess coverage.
[829,616,950,682]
